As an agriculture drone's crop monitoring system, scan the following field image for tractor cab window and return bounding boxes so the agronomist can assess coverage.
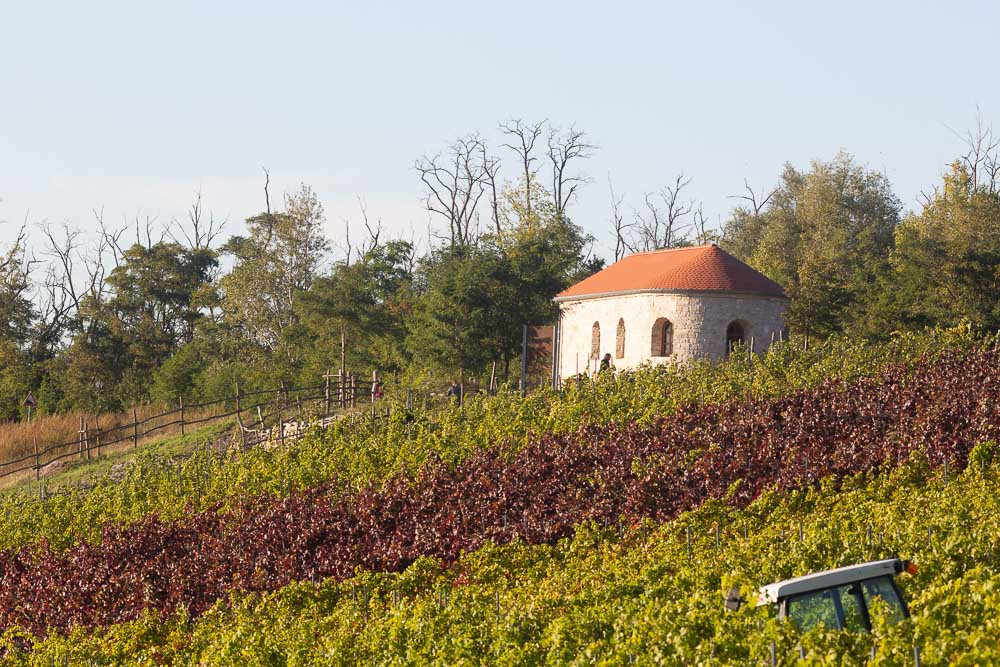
[787,584,867,633]
[861,577,906,623]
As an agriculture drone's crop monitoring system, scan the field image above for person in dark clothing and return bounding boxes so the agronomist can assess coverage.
[599,353,613,372]
[446,381,463,403]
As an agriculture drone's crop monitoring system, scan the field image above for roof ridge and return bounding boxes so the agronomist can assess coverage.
[627,243,717,258]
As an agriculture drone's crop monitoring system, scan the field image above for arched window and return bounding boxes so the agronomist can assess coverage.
[650,318,674,357]
[591,322,601,360]
[726,320,747,356]
[615,318,626,359]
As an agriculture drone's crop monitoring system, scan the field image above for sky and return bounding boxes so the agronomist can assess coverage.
[1,0,997,261]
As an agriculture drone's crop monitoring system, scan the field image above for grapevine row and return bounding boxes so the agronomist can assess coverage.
[3,346,999,637]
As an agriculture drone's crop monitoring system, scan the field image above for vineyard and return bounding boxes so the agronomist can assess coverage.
[0,327,997,664]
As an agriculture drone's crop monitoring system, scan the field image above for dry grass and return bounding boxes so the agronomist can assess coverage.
[0,403,230,479]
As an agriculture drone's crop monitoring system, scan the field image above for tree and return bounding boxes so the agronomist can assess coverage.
[633,174,695,250]
[220,184,329,356]
[406,244,520,379]
[293,239,414,378]
[721,152,901,335]
[870,162,1000,333]
[0,227,34,347]
[500,119,545,222]
[415,136,493,248]
[547,126,594,221]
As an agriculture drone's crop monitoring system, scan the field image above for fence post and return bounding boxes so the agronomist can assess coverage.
[339,368,345,408]
[94,415,101,459]
[84,420,91,461]
[371,370,378,404]
[33,436,40,483]
[131,406,139,448]
[179,396,185,436]
[94,415,102,459]
[324,369,332,415]
[79,416,85,460]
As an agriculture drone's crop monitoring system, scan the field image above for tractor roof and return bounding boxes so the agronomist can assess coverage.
[756,559,904,606]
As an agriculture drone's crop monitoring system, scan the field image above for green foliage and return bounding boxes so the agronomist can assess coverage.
[15,448,1000,664]
[0,326,981,555]
[869,163,1000,335]
[722,152,902,336]
[220,184,329,357]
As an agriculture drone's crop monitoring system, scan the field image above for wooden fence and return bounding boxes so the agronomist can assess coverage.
[1,369,382,483]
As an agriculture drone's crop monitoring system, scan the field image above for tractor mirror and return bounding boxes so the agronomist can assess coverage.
[724,587,744,612]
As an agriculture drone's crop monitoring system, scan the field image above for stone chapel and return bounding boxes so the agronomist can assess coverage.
[553,244,788,379]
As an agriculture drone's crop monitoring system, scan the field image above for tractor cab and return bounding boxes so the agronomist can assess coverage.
[756,559,915,632]
[725,559,916,633]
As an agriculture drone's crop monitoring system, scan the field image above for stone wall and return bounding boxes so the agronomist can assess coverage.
[555,291,787,378]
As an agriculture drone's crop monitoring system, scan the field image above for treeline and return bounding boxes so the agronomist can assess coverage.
[2,119,1000,420]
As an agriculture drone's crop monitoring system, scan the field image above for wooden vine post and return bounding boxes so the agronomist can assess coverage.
[277,381,285,448]
[179,396,185,436]
[33,437,39,483]
[338,368,345,408]
[84,420,90,461]
[235,382,246,449]
[131,406,139,448]
[78,416,85,460]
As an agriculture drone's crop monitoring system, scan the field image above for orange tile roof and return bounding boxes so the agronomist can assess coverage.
[556,244,787,300]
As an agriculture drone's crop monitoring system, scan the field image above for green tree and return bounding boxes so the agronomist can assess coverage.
[291,240,414,381]
[406,244,520,380]
[220,185,329,359]
[867,163,1000,333]
[722,152,901,335]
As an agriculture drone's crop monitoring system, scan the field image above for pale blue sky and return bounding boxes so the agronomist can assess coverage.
[1,0,996,259]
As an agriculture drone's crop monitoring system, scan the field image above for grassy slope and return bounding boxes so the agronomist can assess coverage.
[2,420,233,495]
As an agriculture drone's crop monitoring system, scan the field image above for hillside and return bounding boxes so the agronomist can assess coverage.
[0,327,996,664]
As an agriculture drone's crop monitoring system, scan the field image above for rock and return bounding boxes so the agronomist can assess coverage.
[108,461,130,483]
[39,460,67,477]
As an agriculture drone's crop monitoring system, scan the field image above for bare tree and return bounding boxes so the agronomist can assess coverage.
[692,204,720,245]
[952,110,1000,192]
[39,220,120,335]
[415,135,490,248]
[607,176,633,262]
[263,167,272,215]
[548,126,595,220]
[634,173,694,250]
[499,119,545,219]
[479,143,503,239]
[728,178,777,216]
[357,196,383,256]
[170,191,225,250]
